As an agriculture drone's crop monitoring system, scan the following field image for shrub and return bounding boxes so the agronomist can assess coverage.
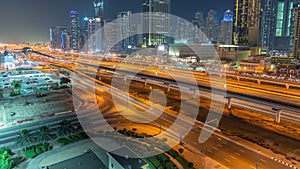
[23,149,37,159]
[0,147,12,155]
[167,149,179,158]
[178,148,184,154]
[188,162,194,168]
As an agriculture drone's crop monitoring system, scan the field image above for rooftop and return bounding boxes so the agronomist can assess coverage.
[47,150,107,169]
[108,146,148,169]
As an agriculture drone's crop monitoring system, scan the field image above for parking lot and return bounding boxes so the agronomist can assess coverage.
[0,90,74,127]
[0,70,60,95]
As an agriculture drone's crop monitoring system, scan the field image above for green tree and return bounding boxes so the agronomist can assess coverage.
[15,130,35,148]
[38,126,52,144]
[0,149,14,169]
[12,81,21,94]
[0,147,12,155]
[56,120,74,138]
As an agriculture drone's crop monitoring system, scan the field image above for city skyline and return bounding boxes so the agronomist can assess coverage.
[0,0,233,43]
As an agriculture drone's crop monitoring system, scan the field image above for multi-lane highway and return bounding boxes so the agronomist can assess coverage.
[22,50,300,168]
[72,69,295,169]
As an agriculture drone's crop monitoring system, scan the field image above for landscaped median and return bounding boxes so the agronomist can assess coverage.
[57,133,89,146]
[23,143,53,159]
[115,127,195,169]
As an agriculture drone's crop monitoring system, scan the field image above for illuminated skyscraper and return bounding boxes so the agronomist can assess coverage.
[191,11,206,43]
[271,0,296,55]
[70,11,80,51]
[142,0,171,46]
[117,11,132,52]
[206,9,220,43]
[293,6,300,60]
[192,11,205,32]
[50,25,68,50]
[233,0,261,46]
[220,10,233,45]
[260,0,275,49]
[259,0,298,55]
[93,0,104,19]
[85,1,104,53]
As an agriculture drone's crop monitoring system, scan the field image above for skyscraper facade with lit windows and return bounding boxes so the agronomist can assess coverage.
[117,11,132,52]
[70,11,80,51]
[233,0,261,46]
[220,10,233,45]
[271,0,296,55]
[142,0,171,46]
[293,6,300,60]
[50,25,68,50]
[206,9,220,43]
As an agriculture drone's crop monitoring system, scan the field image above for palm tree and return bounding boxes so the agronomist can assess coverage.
[56,120,73,138]
[15,130,35,148]
[12,81,21,94]
[38,126,52,144]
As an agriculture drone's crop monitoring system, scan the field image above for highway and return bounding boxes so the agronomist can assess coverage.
[23,51,300,168]
[71,69,294,169]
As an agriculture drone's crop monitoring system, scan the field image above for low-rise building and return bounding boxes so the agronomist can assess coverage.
[107,146,148,169]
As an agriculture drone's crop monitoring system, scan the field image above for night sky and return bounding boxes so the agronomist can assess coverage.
[0,0,233,43]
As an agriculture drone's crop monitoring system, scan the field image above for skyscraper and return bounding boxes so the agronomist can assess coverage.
[87,17,103,52]
[93,0,104,19]
[260,0,275,49]
[293,6,300,60]
[220,10,233,45]
[70,11,80,51]
[271,0,296,55]
[233,0,261,46]
[50,25,68,50]
[192,11,205,32]
[206,9,220,43]
[192,11,206,43]
[117,11,132,52]
[142,0,171,46]
[259,0,298,56]
[85,0,104,53]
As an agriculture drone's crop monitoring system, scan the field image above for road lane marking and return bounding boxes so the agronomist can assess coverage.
[250,166,256,169]
[212,147,218,151]
[234,152,241,156]
[260,158,266,163]
[225,159,231,163]
[239,149,245,153]
[222,141,228,145]
[207,149,213,154]
[230,155,236,159]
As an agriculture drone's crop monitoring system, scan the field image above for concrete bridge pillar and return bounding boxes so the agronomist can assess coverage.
[276,110,282,123]
[257,80,261,84]
[286,84,290,89]
[144,79,148,86]
[167,84,171,92]
[237,76,240,81]
[227,97,232,109]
